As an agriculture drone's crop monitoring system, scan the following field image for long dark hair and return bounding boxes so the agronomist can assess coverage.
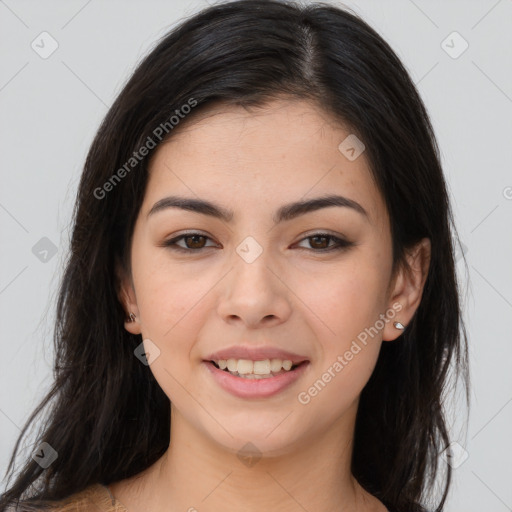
[0,1,469,511]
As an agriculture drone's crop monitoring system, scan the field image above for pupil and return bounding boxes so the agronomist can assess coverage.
[311,236,328,249]
[187,235,205,248]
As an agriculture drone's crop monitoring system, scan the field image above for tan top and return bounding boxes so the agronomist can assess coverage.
[49,483,128,512]
[45,483,393,511]
[43,483,395,512]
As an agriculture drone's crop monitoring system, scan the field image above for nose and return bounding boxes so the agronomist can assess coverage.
[217,247,292,329]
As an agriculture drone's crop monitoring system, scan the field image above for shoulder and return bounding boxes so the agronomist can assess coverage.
[44,483,128,512]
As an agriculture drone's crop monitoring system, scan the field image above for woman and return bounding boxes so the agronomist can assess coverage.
[0,1,469,511]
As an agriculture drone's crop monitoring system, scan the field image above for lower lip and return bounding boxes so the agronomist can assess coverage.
[203,361,310,399]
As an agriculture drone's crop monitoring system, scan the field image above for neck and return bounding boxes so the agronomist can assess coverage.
[123,400,387,512]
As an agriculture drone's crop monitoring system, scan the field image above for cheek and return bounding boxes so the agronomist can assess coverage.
[133,245,213,339]
[299,254,389,344]
[296,265,386,419]
[132,253,211,405]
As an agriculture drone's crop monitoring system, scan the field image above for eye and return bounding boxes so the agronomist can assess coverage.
[295,233,354,252]
[162,232,218,252]
[161,231,354,254]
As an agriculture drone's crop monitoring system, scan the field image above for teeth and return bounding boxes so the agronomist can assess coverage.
[215,358,296,376]
[226,359,238,372]
[253,360,270,374]
[282,360,293,371]
[237,359,253,375]
[270,359,282,372]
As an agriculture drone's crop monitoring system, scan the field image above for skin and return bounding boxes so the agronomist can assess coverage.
[113,97,431,512]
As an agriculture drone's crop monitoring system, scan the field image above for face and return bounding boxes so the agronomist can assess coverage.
[119,98,428,458]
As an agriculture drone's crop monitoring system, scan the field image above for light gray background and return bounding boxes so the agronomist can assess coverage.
[1,1,511,510]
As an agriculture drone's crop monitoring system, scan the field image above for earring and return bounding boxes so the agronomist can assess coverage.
[128,312,136,322]
[393,321,405,330]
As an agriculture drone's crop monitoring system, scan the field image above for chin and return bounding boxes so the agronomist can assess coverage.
[208,423,302,459]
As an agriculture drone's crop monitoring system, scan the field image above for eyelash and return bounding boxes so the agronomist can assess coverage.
[161,232,354,254]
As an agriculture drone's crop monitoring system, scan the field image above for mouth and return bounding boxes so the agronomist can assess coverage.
[208,359,308,379]
[202,358,310,399]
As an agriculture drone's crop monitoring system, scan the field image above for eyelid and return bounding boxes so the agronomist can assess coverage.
[294,232,353,251]
[161,230,354,253]
[160,230,218,250]
[297,228,349,241]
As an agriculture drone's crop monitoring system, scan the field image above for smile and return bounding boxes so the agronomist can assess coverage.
[211,358,300,378]
[203,359,310,398]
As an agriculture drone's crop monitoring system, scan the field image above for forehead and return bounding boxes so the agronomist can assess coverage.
[144,98,387,228]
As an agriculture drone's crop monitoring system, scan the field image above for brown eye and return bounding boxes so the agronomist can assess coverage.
[163,232,217,252]
[296,233,354,252]
[309,235,330,249]
[183,234,207,249]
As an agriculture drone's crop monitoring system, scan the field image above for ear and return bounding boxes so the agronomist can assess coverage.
[383,237,431,341]
[115,258,142,335]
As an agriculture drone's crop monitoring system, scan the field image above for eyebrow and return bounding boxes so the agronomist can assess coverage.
[147,194,369,224]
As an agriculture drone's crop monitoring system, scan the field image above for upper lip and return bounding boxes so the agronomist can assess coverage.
[204,346,309,365]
